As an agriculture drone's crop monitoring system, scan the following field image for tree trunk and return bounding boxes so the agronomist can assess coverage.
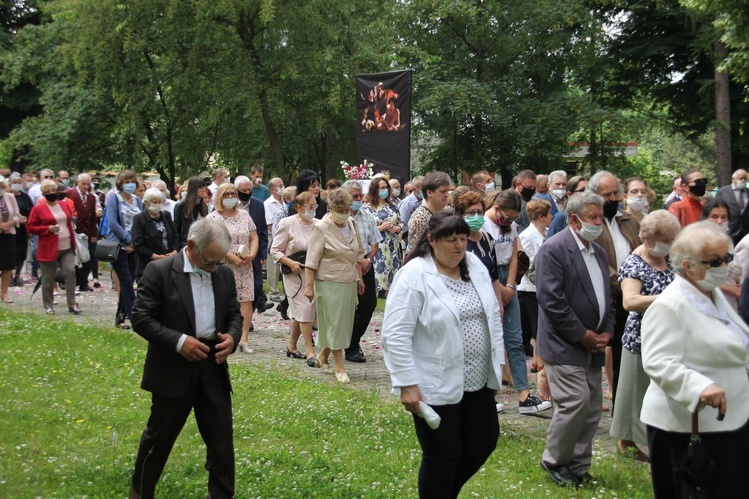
[714,39,732,186]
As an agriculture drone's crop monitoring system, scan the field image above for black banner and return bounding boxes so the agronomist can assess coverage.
[355,70,411,183]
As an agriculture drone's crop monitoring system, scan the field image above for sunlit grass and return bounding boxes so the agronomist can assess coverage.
[0,309,653,497]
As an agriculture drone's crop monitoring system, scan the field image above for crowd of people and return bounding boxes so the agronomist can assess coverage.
[3,164,749,498]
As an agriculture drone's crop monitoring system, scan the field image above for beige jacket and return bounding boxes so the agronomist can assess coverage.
[305,214,364,283]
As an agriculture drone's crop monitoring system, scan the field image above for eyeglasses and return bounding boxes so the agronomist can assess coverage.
[42,176,53,179]
[701,253,733,268]
[196,248,222,267]
[351,194,363,200]
[301,204,319,210]
[464,210,484,216]
[222,191,238,198]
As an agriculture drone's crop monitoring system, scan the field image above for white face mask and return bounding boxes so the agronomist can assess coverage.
[734,181,746,190]
[648,241,671,258]
[11,183,22,192]
[627,196,649,212]
[223,197,239,209]
[485,182,496,193]
[694,265,729,292]
[551,189,566,200]
[254,177,263,185]
[147,204,162,214]
[576,220,602,242]
[392,189,401,197]
[717,222,729,234]
[302,209,316,221]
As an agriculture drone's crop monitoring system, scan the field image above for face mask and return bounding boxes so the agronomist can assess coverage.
[61,179,69,186]
[603,200,619,219]
[222,197,239,209]
[284,201,293,210]
[415,190,423,200]
[24,181,34,190]
[237,191,251,203]
[303,209,316,221]
[254,177,263,185]
[92,183,100,190]
[495,215,513,227]
[392,189,401,197]
[11,183,21,193]
[332,211,349,224]
[147,204,162,214]
[689,183,707,197]
[275,185,285,194]
[193,265,214,277]
[717,222,729,233]
[123,182,137,195]
[576,220,602,242]
[57,192,67,201]
[44,193,58,203]
[627,196,648,212]
[485,182,496,193]
[519,185,535,201]
[378,189,389,200]
[0,189,5,197]
[694,265,729,292]
[551,189,566,200]
[734,181,746,190]
[464,214,485,232]
[648,241,671,258]
[351,200,362,212]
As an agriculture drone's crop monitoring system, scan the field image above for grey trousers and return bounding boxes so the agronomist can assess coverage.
[40,248,76,310]
[266,232,280,294]
[542,361,602,475]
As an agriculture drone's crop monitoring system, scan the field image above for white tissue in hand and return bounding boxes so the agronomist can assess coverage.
[419,402,441,429]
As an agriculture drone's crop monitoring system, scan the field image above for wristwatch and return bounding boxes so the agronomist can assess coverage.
[506,283,517,291]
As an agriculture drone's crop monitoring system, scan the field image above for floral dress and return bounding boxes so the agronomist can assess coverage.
[363,202,403,292]
[207,209,256,303]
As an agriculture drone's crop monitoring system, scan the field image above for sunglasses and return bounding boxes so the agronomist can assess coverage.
[690,178,708,186]
[701,253,733,268]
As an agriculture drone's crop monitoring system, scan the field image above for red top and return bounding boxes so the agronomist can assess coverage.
[668,196,702,228]
[26,201,77,262]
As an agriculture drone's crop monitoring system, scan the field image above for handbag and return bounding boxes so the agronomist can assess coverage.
[281,250,307,275]
[74,233,90,267]
[94,239,121,263]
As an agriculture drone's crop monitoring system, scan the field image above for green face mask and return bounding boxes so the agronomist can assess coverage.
[464,214,485,232]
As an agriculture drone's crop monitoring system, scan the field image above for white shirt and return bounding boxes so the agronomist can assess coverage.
[569,227,606,330]
[208,182,220,195]
[28,183,43,206]
[163,198,176,217]
[264,195,284,226]
[517,223,545,292]
[175,249,217,352]
[605,212,630,270]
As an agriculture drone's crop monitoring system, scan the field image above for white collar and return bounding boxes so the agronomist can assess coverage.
[568,226,594,254]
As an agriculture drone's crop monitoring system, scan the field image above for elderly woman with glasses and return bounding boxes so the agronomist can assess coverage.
[207,182,258,354]
[641,221,749,498]
[130,188,178,281]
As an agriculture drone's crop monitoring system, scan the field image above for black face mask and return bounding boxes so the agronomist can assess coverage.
[237,191,252,203]
[689,183,707,197]
[44,193,59,203]
[92,183,100,190]
[603,200,619,219]
[57,192,67,201]
[520,185,535,201]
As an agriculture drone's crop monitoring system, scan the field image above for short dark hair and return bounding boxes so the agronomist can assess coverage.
[681,168,701,186]
[405,212,471,281]
[421,171,451,200]
[295,170,321,196]
[702,198,729,219]
[251,164,264,175]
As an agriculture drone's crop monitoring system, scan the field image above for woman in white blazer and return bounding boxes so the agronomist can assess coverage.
[641,221,749,498]
[382,212,504,499]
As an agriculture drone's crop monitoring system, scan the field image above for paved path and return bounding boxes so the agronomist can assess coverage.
[1,271,616,452]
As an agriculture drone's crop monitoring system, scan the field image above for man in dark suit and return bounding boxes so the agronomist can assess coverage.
[67,173,102,291]
[129,218,243,499]
[716,168,748,244]
[235,175,273,317]
[535,191,614,488]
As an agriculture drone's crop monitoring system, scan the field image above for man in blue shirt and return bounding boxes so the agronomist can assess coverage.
[250,165,271,201]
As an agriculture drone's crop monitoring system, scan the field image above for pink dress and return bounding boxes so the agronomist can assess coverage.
[207,209,256,302]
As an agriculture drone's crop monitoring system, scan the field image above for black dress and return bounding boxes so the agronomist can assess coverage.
[13,192,33,265]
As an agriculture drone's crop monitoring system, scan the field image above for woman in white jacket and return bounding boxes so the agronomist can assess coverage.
[382,212,504,499]
[641,221,749,498]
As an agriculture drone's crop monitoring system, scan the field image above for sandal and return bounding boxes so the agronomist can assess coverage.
[536,369,551,402]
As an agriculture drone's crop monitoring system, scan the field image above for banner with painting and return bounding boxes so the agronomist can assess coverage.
[355,70,411,183]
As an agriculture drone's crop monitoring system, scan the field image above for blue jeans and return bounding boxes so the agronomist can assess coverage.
[112,248,136,324]
[498,267,529,392]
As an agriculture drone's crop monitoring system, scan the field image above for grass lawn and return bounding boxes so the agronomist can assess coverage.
[0,310,653,497]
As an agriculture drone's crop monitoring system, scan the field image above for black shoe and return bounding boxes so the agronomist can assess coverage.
[276,302,289,320]
[286,348,306,359]
[576,472,596,485]
[250,323,254,332]
[345,351,366,363]
[79,285,94,292]
[69,305,83,315]
[540,461,579,488]
[259,302,274,313]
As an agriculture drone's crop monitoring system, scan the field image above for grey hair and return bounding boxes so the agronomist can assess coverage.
[233,175,251,188]
[188,217,231,253]
[281,185,297,201]
[0,175,6,187]
[143,187,165,205]
[566,191,604,224]
[9,172,22,182]
[341,180,362,192]
[151,179,167,190]
[411,175,424,187]
[40,168,53,177]
[639,210,681,243]
[587,170,622,196]
[268,177,283,188]
[548,170,567,185]
[327,187,353,213]
[670,221,733,277]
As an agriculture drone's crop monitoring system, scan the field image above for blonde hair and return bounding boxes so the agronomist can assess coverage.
[213,182,238,212]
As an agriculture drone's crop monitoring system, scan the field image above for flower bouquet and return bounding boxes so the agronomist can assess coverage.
[341,160,374,180]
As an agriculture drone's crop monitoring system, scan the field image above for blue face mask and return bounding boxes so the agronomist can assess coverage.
[284,201,293,210]
[378,189,389,200]
[123,182,137,195]
[415,190,423,200]
[351,200,362,212]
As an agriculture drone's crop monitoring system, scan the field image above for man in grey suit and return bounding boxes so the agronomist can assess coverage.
[715,168,748,244]
[535,191,614,488]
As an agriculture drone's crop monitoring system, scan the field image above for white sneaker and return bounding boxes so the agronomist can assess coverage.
[496,403,506,413]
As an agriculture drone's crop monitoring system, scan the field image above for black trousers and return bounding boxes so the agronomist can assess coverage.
[647,420,749,499]
[347,265,377,354]
[412,387,499,499]
[611,292,627,404]
[132,347,235,499]
[517,290,538,341]
[252,258,267,311]
[75,240,97,287]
